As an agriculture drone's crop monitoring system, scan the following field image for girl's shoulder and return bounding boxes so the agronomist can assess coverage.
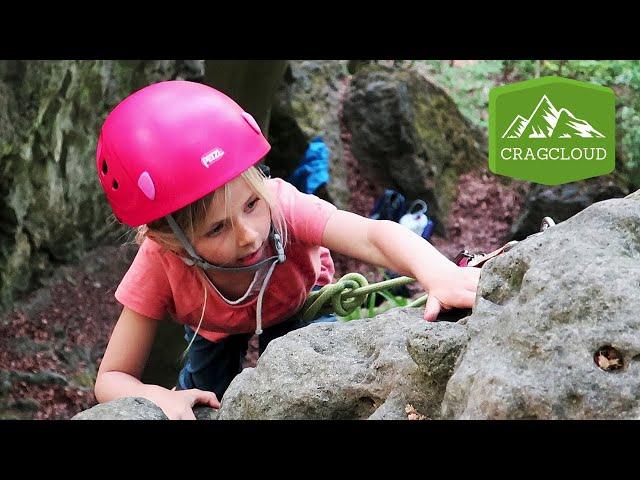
[138,236,170,258]
[137,237,188,271]
[265,178,337,246]
[265,176,287,197]
[265,177,333,210]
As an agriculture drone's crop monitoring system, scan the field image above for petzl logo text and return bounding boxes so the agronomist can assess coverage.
[489,77,615,185]
[201,148,225,168]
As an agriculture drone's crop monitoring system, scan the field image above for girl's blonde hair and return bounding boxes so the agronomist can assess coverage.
[134,165,288,254]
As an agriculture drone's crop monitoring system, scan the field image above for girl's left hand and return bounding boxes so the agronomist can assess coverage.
[422,266,481,322]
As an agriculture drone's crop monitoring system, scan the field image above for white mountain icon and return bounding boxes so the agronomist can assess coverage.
[502,95,605,139]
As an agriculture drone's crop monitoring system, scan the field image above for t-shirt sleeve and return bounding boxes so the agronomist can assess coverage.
[269,178,338,245]
[114,240,172,320]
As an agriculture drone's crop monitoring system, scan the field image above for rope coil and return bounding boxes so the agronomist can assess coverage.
[301,273,427,322]
[300,218,557,323]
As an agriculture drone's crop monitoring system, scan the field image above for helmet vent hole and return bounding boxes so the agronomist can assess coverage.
[112,180,119,190]
[102,160,108,175]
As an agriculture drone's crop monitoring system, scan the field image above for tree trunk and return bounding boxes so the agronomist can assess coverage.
[204,60,288,134]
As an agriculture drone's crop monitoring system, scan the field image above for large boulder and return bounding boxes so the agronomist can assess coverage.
[217,311,468,420]
[72,397,169,420]
[71,397,218,420]
[73,310,468,420]
[0,60,204,309]
[342,65,487,234]
[443,190,640,419]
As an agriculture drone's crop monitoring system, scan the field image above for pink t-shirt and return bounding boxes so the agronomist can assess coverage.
[114,178,337,342]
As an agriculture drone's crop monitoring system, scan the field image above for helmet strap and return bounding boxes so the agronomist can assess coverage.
[164,214,285,273]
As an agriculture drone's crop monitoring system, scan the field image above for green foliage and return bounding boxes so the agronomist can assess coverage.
[418,60,504,130]
[504,60,640,88]
[338,289,411,322]
[505,60,640,185]
[417,60,640,187]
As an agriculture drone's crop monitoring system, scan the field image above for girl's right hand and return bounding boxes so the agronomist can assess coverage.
[145,385,220,420]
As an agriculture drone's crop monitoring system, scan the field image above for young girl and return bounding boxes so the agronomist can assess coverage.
[94,80,480,420]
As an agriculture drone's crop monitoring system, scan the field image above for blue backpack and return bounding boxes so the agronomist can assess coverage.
[288,136,330,195]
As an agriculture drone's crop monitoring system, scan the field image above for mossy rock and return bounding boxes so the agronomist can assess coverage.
[0,60,204,310]
[342,65,487,233]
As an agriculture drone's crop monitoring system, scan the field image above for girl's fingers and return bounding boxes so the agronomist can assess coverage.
[462,267,481,289]
[424,286,477,322]
[458,289,477,308]
[190,389,221,409]
[207,392,221,409]
[423,294,442,322]
[443,288,477,310]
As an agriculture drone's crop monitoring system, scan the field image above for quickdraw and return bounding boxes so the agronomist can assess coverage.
[454,217,556,268]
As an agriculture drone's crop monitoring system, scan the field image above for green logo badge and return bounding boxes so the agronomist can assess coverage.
[489,76,615,185]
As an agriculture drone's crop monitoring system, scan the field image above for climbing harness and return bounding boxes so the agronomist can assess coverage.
[302,217,557,322]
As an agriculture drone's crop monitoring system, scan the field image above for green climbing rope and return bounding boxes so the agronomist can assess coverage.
[301,272,428,322]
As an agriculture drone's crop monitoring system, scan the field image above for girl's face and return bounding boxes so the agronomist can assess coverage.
[192,176,272,268]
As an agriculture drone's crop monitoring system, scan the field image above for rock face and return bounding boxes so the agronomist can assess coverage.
[267,60,350,209]
[443,191,640,419]
[71,397,218,420]
[342,65,487,234]
[72,397,169,420]
[76,310,468,420]
[217,312,468,420]
[0,60,204,309]
[72,191,640,420]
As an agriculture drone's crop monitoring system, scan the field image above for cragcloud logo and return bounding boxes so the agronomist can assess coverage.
[489,77,615,185]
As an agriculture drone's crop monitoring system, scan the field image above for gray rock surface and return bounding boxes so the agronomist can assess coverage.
[443,192,640,419]
[0,60,204,309]
[70,396,220,420]
[72,397,168,420]
[217,310,468,420]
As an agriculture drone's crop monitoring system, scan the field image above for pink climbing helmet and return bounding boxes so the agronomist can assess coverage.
[96,80,271,227]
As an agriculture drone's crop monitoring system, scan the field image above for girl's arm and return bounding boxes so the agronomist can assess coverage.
[95,306,161,403]
[95,306,219,419]
[321,210,480,321]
